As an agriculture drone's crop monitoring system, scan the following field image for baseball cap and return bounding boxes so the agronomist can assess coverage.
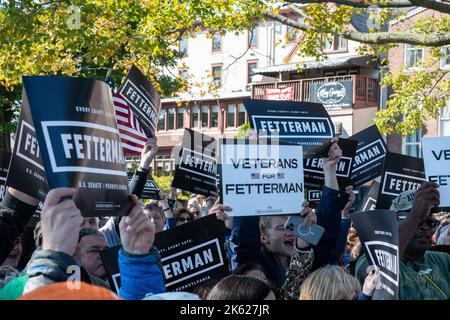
[389,189,417,218]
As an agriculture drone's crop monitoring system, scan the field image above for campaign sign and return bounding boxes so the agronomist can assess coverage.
[171,129,217,196]
[127,173,160,200]
[99,245,121,293]
[101,216,228,293]
[352,210,399,300]
[309,80,353,109]
[219,139,304,217]
[422,137,450,210]
[303,138,358,190]
[359,180,380,212]
[0,150,11,201]
[23,76,132,217]
[5,92,48,202]
[376,152,426,210]
[118,65,160,136]
[349,125,387,187]
[243,99,334,158]
[306,188,322,209]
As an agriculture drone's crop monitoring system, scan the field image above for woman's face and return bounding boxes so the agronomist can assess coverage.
[1,238,22,268]
[176,213,193,226]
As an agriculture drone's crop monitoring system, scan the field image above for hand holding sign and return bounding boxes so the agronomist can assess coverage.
[119,195,155,255]
[410,182,440,222]
[209,198,232,222]
[362,267,381,297]
[342,186,356,218]
[300,201,317,227]
[41,188,83,256]
[139,137,158,169]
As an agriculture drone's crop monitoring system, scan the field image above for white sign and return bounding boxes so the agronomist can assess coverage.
[422,137,450,208]
[219,140,304,216]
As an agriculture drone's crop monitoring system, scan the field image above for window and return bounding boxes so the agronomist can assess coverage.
[323,35,347,51]
[177,108,184,129]
[440,102,450,136]
[247,61,258,84]
[191,106,200,128]
[179,38,188,56]
[440,46,450,69]
[405,44,423,69]
[180,69,188,81]
[237,103,246,126]
[336,70,347,76]
[248,27,257,48]
[287,26,298,42]
[404,129,422,157]
[227,104,236,127]
[212,32,221,52]
[212,65,222,87]
[201,105,209,128]
[167,108,175,130]
[211,105,219,128]
[158,109,166,131]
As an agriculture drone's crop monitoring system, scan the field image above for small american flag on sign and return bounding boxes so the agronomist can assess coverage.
[113,92,147,155]
[277,173,285,179]
[251,173,260,179]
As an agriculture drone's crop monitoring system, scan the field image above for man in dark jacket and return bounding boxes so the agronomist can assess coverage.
[229,138,349,289]
[0,187,39,265]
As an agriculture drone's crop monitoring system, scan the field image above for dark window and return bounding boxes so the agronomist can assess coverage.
[191,106,199,128]
[227,104,236,127]
[177,108,184,129]
[201,105,209,128]
[167,108,175,130]
[247,62,257,83]
[237,103,246,126]
[158,109,166,131]
[211,105,219,128]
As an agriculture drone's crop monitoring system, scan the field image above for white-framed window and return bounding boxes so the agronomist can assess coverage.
[439,101,450,136]
[405,44,424,69]
[212,32,222,52]
[179,38,188,57]
[440,46,450,69]
[403,128,422,157]
[248,27,257,48]
[212,64,222,87]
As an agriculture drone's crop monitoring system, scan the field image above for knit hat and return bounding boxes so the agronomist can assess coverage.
[19,281,122,300]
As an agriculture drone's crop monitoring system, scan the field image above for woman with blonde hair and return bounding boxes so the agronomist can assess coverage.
[299,265,379,300]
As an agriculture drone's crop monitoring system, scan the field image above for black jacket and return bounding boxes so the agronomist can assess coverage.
[0,191,38,265]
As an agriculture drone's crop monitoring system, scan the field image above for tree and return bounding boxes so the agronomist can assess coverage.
[1,0,449,148]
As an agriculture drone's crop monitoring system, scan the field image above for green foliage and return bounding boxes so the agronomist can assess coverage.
[153,175,189,201]
[234,123,251,138]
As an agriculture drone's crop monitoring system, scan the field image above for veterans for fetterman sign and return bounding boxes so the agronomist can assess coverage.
[219,139,304,216]
[23,76,132,217]
[422,137,450,210]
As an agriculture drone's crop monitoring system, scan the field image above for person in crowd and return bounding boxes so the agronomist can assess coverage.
[1,236,22,268]
[0,187,39,265]
[72,228,109,286]
[192,281,218,300]
[143,203,166,233]
[100,137,158,247]
[206,275,276,300]
[229,137,349,290]
[233,262,270,285]
[299,264,380,300]
[22,188,166,300]
[435,221,450,246]
[356,183,450,300]
[174,208,196,226]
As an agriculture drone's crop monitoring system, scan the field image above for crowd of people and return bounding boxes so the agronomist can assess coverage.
[0,135,449,300]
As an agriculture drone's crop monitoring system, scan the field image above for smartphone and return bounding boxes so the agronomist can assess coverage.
[284,216,325,246]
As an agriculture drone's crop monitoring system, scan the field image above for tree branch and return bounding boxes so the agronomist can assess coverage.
[265,11,450,46]
[285,0,414,9]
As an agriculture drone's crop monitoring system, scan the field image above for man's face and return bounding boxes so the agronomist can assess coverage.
[1,238,22,268]
[406,216,439,255]
[261,216,295,257]
[176,212,193,226]
[145,209,165,233]
[74,235,108,279]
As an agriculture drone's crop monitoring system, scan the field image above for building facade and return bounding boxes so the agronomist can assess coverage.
[385,7,450,156]
[143,7,381,175]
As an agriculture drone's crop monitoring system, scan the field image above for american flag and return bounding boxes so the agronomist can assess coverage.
[113,92,147,155]
[251,173,260,179]
[277,173,285,179]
